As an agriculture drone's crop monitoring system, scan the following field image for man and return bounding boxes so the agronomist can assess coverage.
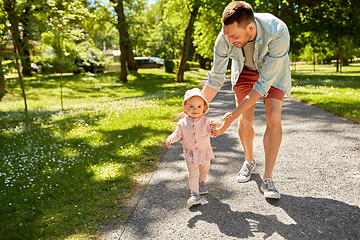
[205,1,291,199]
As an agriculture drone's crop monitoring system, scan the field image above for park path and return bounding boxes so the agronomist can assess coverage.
[102,78,360,239]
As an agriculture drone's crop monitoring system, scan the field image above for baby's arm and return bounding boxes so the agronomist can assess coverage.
[210,119,217,132]
[166,121,183,148]
[166,138,173,148]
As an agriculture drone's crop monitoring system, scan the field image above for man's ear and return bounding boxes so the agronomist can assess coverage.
[247,22,255,32]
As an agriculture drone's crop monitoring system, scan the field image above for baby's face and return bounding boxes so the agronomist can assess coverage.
[185,96,205,119]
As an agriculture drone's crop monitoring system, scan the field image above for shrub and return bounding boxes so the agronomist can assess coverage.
[165,60,200,73]
[185,61,191,71]
[164,59,175,73]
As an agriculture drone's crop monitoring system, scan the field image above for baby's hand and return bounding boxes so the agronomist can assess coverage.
[210,120,217,132]
[210,120,217,137]
[174,112,187,119]
[166,138,172,148]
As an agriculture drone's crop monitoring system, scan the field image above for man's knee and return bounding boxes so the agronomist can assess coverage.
[265,109,282,127]
[238,116,253,131]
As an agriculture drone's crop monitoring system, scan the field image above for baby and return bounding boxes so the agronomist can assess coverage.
[166,88,216,206]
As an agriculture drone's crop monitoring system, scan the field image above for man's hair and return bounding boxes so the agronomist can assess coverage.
[222,1,255,28]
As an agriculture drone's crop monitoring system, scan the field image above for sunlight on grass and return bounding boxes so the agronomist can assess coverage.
[292,64,360,123]
[89,162,126,181]
[0,69,204,239]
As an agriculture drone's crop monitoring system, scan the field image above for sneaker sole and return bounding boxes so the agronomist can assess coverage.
[264,192,281,199]
[187,201,201,206]
[199,191,208,195]
[236,175,251,183]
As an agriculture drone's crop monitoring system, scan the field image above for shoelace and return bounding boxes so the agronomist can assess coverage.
[192,193,200,201]
[240,162,253,174]
[264,179,276,190]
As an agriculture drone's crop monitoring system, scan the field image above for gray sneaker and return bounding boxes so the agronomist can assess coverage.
[236,160,255,183]
[187,192,201,206]
[261,178,281,199]
[199,182,208,195]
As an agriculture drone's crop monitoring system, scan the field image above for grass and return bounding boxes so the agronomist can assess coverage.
[0,69,206,239]
[1,62,359,239]
[291,63,360,123]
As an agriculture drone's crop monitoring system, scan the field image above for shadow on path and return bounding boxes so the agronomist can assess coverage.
[189,174,360,239]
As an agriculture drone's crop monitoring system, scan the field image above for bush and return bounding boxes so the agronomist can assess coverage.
[164,59,175,73]
[185,61,191,71]
[164,60,200,73]
[188,61,200,69]
[37,59,73,74]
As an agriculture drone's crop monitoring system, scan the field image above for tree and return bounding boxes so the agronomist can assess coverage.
[146,0,183,59]
[4,0,30,126]
[3,0,40,77]
[111,0,138,83]
[193,0,231,61]
[0,1,11,101]
[296,0,360,72]
[174,0,200,83]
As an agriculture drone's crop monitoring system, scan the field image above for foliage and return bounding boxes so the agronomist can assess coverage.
[0,69,206,239]
[295,0,360,70]
[164,59,175,73]
[193,0,231,59]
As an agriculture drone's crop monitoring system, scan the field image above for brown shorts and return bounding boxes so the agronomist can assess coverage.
[234,66,285,104]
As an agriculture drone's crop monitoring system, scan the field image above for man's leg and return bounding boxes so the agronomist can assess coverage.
[261,97,283,199]
[237,103,256,163]
[235,93,256,183]
[263,98,283,179]
[234,67,258,183]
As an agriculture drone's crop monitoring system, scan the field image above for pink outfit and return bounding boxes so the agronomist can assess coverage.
[167,115,214,194]
[167,115,214,164]
[186,160,210,194]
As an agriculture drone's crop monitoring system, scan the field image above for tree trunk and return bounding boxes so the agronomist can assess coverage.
[313,51,315,72]
[175,0,200,83]
[5,0,30,127]
[113,0,138,77]
[199,55,206,69]
[336,48,340,73]
[125,45,138,71]
[120,44,128,82]
[20,2,32,77]
[0,58,6,101]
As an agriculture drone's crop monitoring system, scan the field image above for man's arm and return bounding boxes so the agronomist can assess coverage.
[212,89,261,137]
[202,84,218,103]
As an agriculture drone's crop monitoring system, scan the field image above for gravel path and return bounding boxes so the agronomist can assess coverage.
[103,78,360,239]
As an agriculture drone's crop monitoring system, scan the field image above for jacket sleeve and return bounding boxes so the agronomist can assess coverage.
[167,121,183,143]
[206,31,230,91]
[253,27,290,96]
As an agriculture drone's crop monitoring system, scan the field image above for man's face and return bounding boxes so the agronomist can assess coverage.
[223,22,252,48]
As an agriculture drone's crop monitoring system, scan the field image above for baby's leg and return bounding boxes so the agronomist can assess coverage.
[199,160,210,183]
[186,161,200,194]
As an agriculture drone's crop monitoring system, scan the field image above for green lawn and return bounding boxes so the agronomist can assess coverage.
[0,69,206,239]
[291,63,360,123]
[1,63,359,239]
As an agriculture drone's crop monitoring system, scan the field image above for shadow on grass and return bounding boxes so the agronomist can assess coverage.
[292,73,360,88]
[0,108,169,239]
[5,71,202,104]
[0,69,205,239]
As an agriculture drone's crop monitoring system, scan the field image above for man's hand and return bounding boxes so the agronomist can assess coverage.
[166,138,173,148]
[212,112,234,138]
[174,112,187,119]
